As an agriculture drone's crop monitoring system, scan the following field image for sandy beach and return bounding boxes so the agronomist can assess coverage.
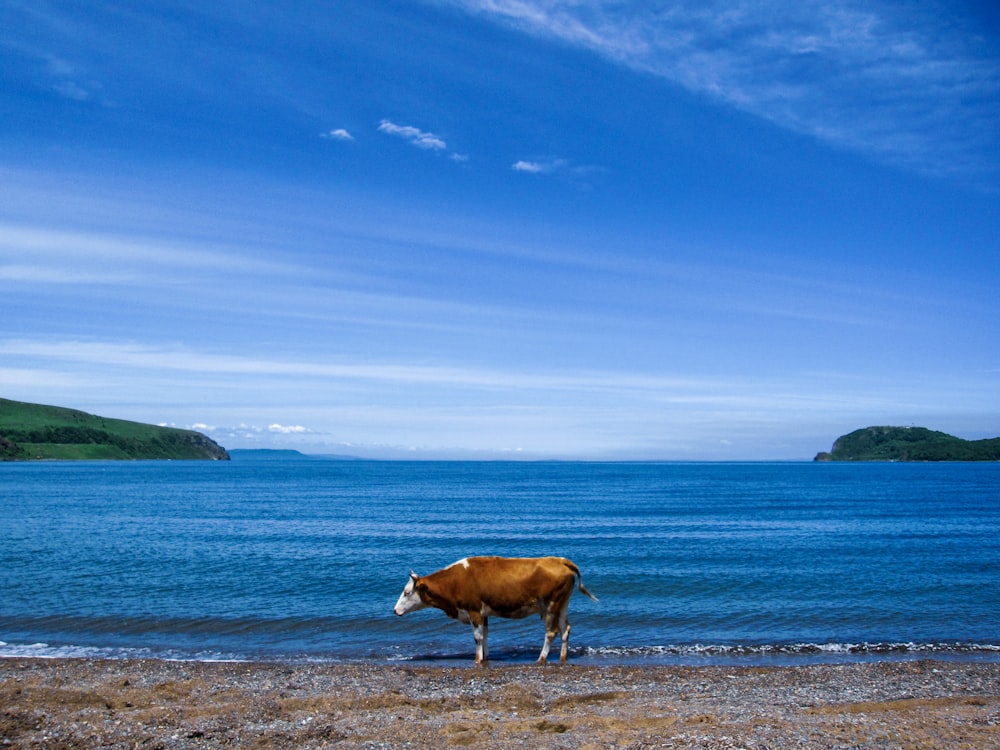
[2,658,998,748]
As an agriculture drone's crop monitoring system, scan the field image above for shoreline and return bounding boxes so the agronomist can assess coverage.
[3,658,998,748]
[5,635,999,666]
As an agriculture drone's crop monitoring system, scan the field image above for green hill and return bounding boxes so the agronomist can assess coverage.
[815,426,1000,462]
[0,398,230,461]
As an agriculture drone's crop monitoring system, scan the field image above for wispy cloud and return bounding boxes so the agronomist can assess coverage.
[377,119,471,164]
[7,339,994,459]
[159,421,312,438]
[0,338,742,396]
[512,159,549,173]
[44,56,107,104]
[512,158,584,175]
[268,423,310,434]
[378,119,447,151]
[512,157,602,183]
[52,80,92,101]
[0,367,82,388]
[0,222,301,281]
[322,128,354,141]
[0,264,135,285]
[445,0,1000,179]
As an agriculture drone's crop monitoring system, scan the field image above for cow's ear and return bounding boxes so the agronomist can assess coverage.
[409,570,419,581]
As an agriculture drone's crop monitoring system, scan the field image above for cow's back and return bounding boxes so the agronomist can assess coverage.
[463,556,575,611]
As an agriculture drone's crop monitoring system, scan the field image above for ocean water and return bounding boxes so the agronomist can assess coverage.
[2,458,998,665]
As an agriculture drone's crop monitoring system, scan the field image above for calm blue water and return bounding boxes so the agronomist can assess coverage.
[2,458,999,665]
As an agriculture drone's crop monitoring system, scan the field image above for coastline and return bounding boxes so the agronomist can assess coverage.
[3,658,998,748]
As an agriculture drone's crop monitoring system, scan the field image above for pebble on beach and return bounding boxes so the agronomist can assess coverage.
[2,658,999,748]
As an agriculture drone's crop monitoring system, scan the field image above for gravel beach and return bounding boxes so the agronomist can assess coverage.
[2,658,998,748]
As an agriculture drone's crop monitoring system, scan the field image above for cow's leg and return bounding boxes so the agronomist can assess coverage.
[538,608,557,664]
[538,629,555,663]
[558,610,571,663]
[471,613,488,665]
[482,617,489,662]
[541,579,576,664]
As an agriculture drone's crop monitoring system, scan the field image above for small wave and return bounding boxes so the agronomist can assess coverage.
[4,637,999,665]
[0,640,248,662]
[0,641,142,660]
[583,641,1000,664]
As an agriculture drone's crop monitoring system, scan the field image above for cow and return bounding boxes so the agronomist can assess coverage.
[393,556,598,665]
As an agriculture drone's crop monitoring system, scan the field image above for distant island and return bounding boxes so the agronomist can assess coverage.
[0,398,229,461]
[815,426,1000,462]
[228,449,362,461]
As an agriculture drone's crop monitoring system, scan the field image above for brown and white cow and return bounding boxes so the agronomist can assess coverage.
[393,556,598,664]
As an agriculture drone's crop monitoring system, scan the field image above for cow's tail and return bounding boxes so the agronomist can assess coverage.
[564,559,599,602]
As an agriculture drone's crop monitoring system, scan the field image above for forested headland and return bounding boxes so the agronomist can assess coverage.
[815,426,1000,461]
[1,398,229,461]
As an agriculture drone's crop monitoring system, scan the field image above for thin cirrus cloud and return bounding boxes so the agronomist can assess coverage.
[443,0,1000,179]
[0,222,303,282]
[1,338,740,396]
[1,338,939,447]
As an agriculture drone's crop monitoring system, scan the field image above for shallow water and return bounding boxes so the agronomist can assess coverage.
[2,458,999,664]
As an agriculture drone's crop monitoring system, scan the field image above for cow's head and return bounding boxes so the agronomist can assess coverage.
[393,570,429,616]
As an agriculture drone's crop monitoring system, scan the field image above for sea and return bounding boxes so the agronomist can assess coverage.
[2,457,999,666]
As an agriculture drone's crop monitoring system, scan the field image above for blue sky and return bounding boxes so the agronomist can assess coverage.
[2,0,998,459]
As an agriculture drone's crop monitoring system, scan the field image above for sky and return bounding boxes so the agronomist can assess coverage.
[2,0,998,460]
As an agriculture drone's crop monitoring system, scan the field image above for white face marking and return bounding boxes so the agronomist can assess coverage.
[393,574,428,616]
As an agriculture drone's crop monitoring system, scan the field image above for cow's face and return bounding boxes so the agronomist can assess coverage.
[393,571,428,616]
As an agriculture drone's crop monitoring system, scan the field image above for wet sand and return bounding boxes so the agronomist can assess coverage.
[2,658,998,748]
